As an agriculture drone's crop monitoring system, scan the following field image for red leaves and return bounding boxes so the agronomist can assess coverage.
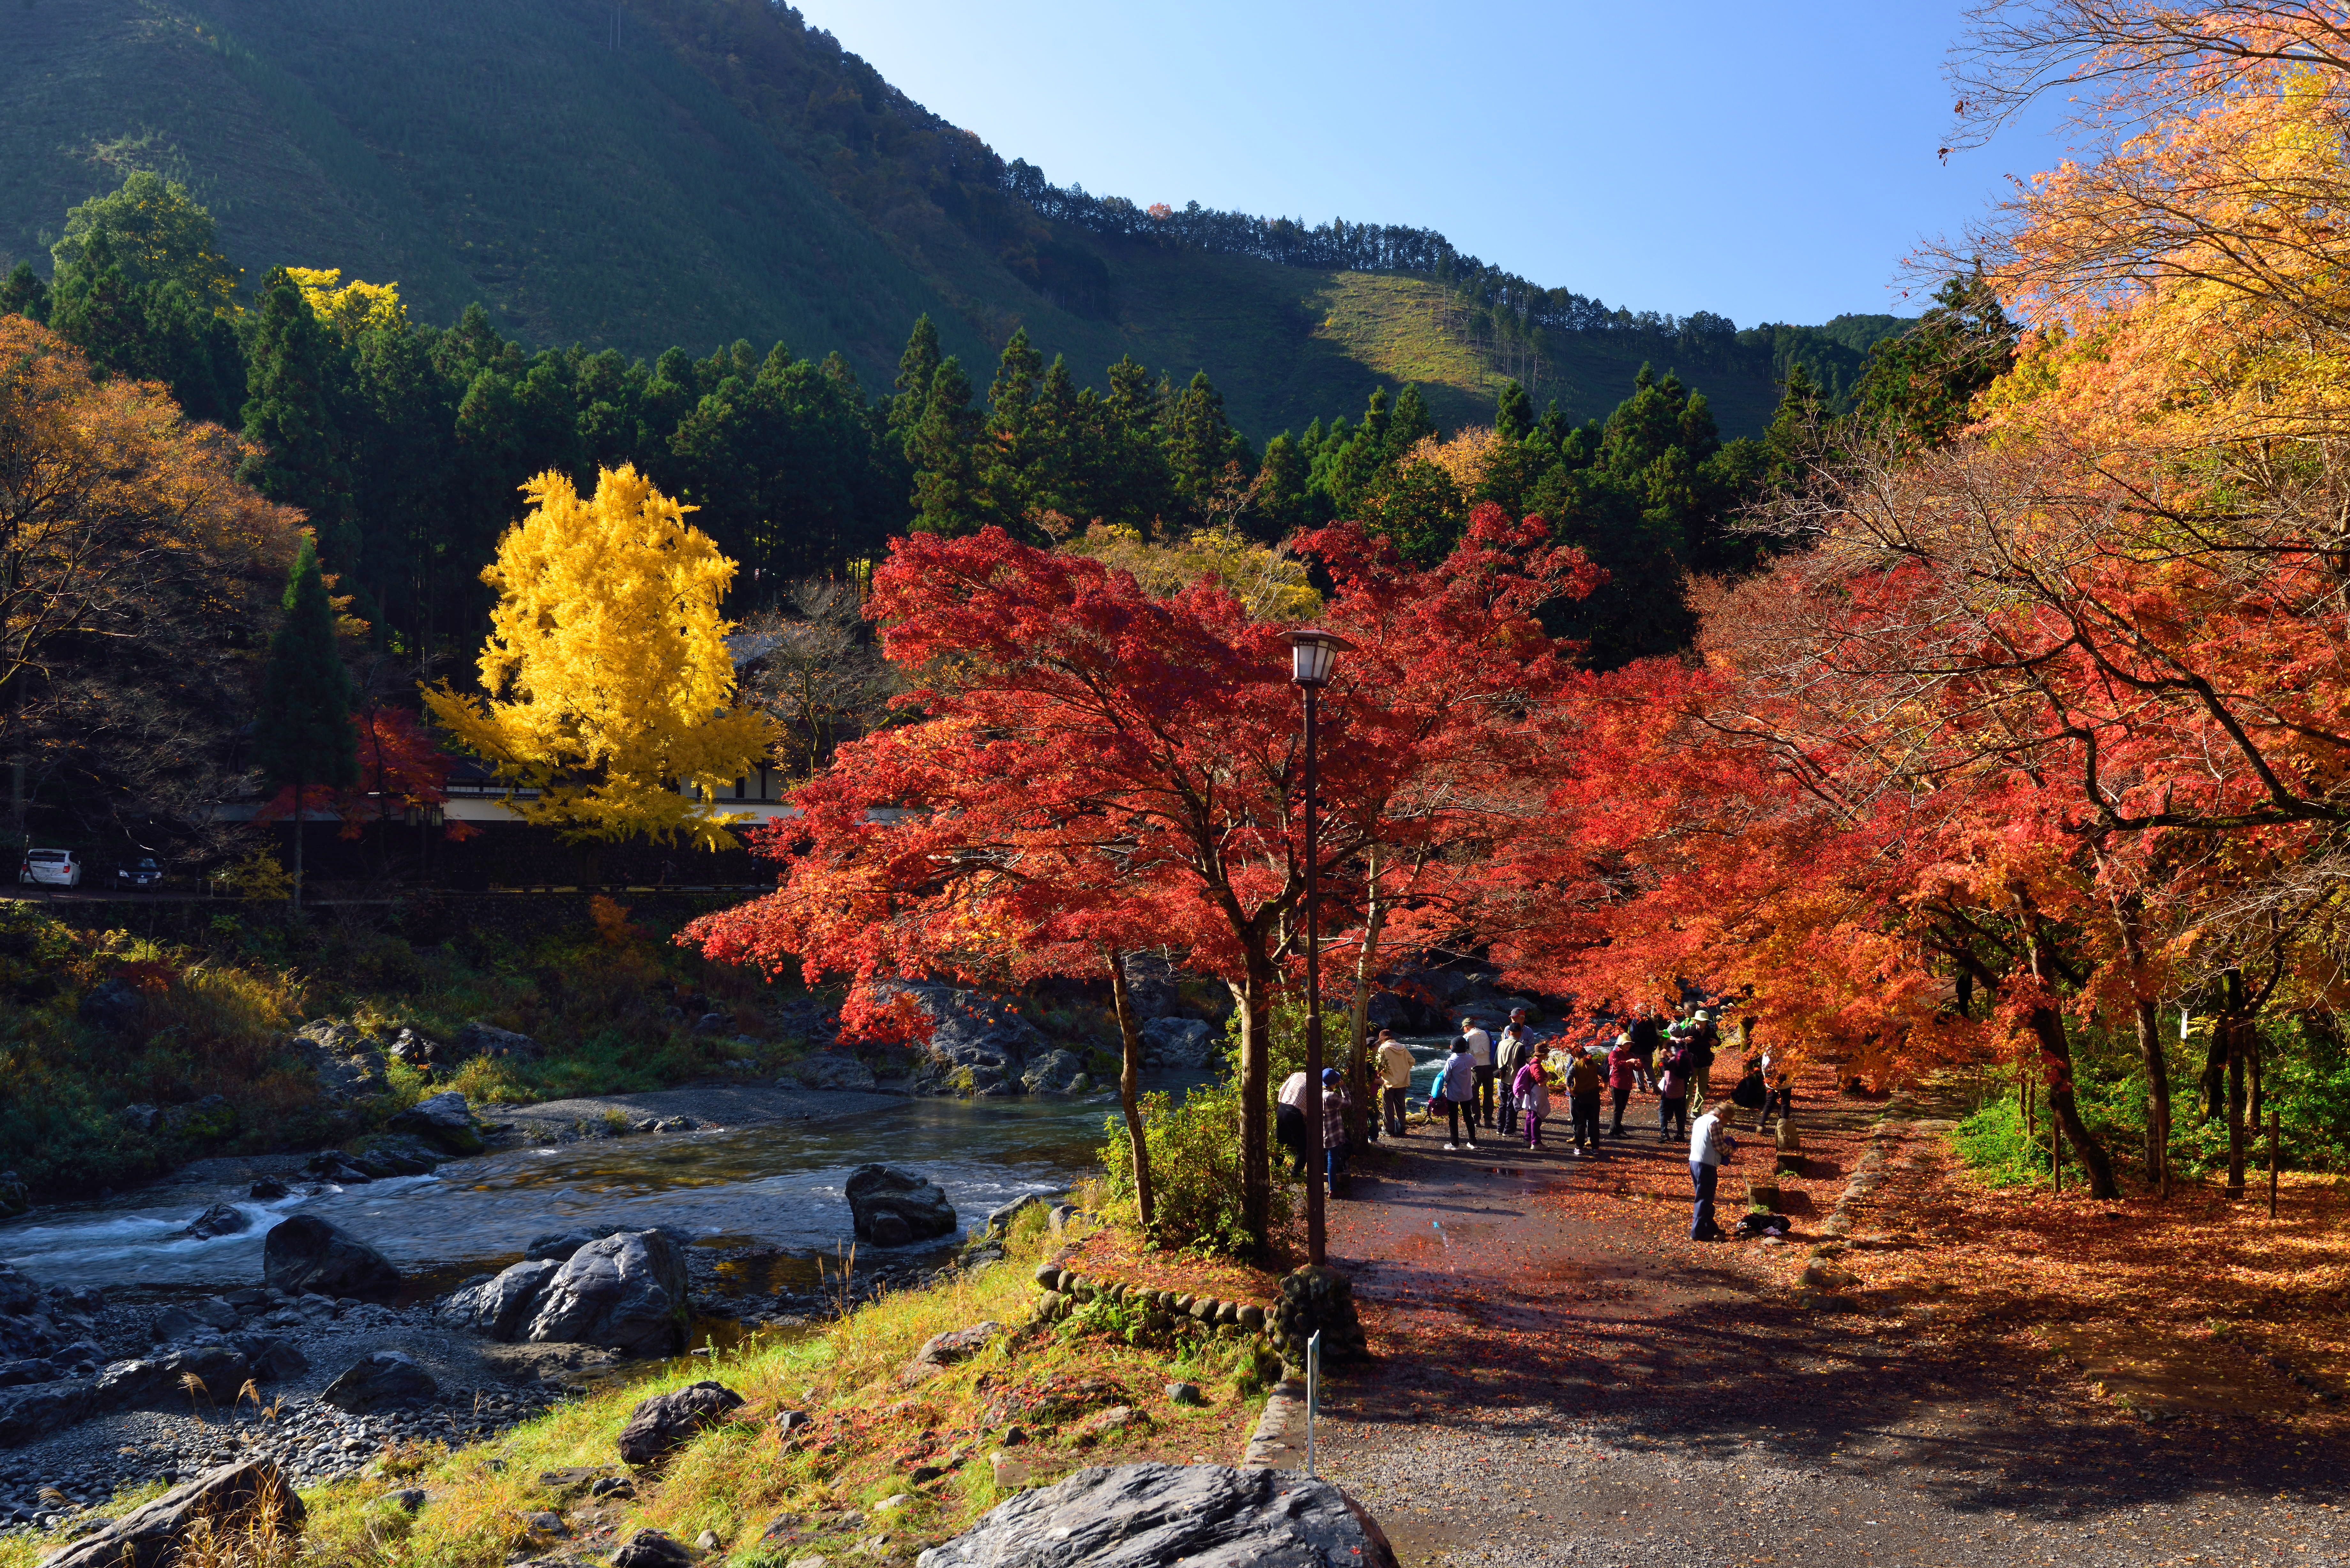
[256,706,473,841]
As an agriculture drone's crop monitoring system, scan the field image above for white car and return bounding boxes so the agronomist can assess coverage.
[18,848,82,887]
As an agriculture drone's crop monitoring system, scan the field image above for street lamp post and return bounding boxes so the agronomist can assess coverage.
[1291,628,1351,1268]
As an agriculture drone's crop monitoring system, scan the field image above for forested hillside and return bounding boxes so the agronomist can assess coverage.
[0,0,1899,437]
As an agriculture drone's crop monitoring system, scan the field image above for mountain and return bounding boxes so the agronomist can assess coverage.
[0,0,1902,436]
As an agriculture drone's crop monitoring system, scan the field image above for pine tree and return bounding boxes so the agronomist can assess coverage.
[1495,380,1534,442]
[0,263,48,323]
[890,314,943,445]
[908,357,991,535]
[253,536,358,909]
[1164,370,1250,529]
[240,270,359,575]
[1387,384,1435,456]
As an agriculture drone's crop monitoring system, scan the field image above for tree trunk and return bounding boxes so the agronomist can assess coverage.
[2116,901,2168,1184]
[2221,968,2249,1199]
[290,773,305,912]
[2016,889,2116,1198]
[1232,943,1275,1257]
[1341,844,1387,1150]
[1106,952,1156,1233]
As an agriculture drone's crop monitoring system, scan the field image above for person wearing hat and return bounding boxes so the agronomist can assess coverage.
[1688,1007,1720,1115]
[1375,1028,1417,1137]
[1494,1015,1533,1138]
[1458,1016,1496,1128]
[1318,1067,1353,1197]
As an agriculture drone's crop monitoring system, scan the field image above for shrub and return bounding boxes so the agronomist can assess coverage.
[1099,1081,1290,1257]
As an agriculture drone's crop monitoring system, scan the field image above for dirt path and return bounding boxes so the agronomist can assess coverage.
[1312,1079,2350,1567]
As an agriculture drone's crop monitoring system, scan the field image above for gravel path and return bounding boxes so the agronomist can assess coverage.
[1311,1088,2350,1567]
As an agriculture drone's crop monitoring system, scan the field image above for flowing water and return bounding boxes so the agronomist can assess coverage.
[0,1079,1215,1297]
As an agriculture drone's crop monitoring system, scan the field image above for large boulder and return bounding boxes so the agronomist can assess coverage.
[78,978,145,1033]
[41,1460,304,1568]
[845,1165,956,1248]
[1139,1017,1218,1069]
[1116,954,1183,1021]
[521,1230,691,1356]
[321,1349,437,1412]
[94,1344,252,1411]
[0,1264,40,1315]
[0,1379,93,1447]
[797,1054,878,1092]
[387,1090,485,1155]
[179,1204,249,1241]
[290,1018,391,1103]
[262,1215,402,1300]
[150,1298,239,1344]
[610,1530,696,1568]
[883,983,1047,1089]
[230,1335,309,1382]
[437,1259,562,1339]
[1020,1049,1087,1094]
[615,1380,744,1466]
[914,1463,1396,1568]
[455,1020,544,1063]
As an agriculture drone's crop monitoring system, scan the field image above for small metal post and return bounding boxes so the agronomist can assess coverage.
[1306,1329,1322,1478]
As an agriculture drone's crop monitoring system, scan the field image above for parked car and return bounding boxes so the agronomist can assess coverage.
[116,857,163,889]
[18,848,81,887]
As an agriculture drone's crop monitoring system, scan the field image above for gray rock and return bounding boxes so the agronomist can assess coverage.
[615,1381,744,1466]
[162,1095,234,1140]
[178,1204,249,1241]
[455,1020,544,1063]
[262,1215,402,1300]
[844,1165,957,1248]
[0,1265,34,1315]
[78,978,143,1033]
[796,1054,878,1092]
[1117,953,1183,1021]
[882,983,1047,1079]
[387,1090,485,1155]
[291,1018,391,1103]
[95,1344,251,1411]
[526,1232,599,1263]
[914,1322,1001,1367]
[1139,1017,1218,1069]
[344,1134,443,1177]
[118,1103,163,1135]
[694,1013,728,1035]
[41,1459,304,1568]
[229,1335,308,1381]
[150,1298,239,1343]
[1020,1049,1087,1094]
[610,1529,696,1568]
[913,1462,1396,1568]
[249,1177,291,1200]
[438,1259,562,1339]
[981,1191,1062,1238]
[521,1231,691,1356]
[0,1378,94,1447]
[321,1349,437,1412]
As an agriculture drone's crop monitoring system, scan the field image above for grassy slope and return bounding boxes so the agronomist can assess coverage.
[0,0,1843,436]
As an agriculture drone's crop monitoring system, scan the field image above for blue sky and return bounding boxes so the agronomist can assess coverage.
[800,1,2075,329]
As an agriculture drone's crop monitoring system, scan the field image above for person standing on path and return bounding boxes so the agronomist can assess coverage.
[1566,1046,1604,1156]
[1494,1019,1532,1138]
[1514,1053,1551,1149]
[1656,1041,1691,1143]
[1375,1029,1416,1137]
[1277,1069,1311,1176]
[1688,1008,1720,1115]
[1688,1101,1737,1240]
[1459,1016,1496,1128]
[1628,1007,1662,1092]
[1605,1035,1638,1137]
[1319,1067,1353,1197]
[1438,1037,1480,1151]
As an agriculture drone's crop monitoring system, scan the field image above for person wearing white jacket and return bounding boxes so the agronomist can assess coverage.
[1688,1105,1737,1241]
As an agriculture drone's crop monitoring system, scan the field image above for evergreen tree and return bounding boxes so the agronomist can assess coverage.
[890,314,943,444]
[0,263,48,323]
[1852,270,2017,450]
[49,172,240,311]
[239,270,360,576]
[1495,379,1533,442]
[1254,432,1309,541]
[1164,369,1251,529]
[1387,383,1436,456]
[253,536,358,909]
[908,357,991,535]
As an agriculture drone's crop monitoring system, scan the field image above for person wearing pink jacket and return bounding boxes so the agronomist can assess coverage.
[1605,1037,1639,1138]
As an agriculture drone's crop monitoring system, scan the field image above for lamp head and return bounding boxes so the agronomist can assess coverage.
[1288,628,1354,687]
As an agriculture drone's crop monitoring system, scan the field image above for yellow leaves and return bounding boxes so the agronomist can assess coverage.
[1059,522,1322,621]
[1400,425,1505,496]
[286,267,407,337]
[422,464,777,848]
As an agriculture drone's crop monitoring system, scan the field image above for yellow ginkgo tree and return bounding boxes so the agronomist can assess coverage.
[423,464,777,848]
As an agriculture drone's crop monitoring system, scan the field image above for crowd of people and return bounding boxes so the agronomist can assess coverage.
[1271,1001,1798,1240]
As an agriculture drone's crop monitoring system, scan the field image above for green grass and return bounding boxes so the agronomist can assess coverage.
[0,1209,1272,1568]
